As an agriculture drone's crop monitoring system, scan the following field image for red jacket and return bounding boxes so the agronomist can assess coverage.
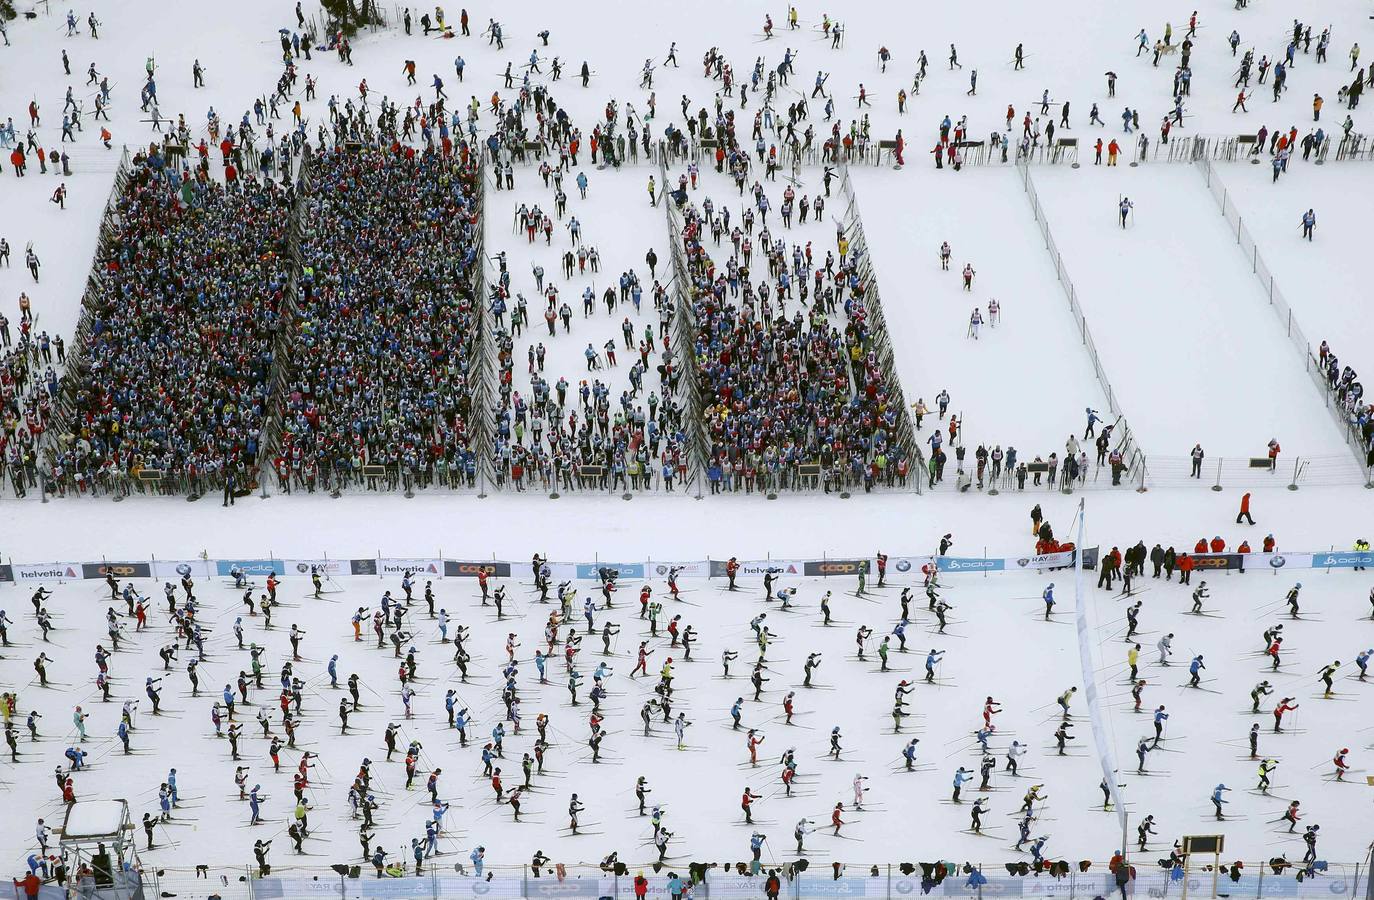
[1194,539,1207,553]
[14,874,40,899]
[1177,554,1194,572]
[1210,537,1226,553]
[1240,493,1251,513]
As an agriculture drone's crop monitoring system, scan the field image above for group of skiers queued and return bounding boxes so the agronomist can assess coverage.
[9,1,1374,506]
[671,154,914,494]
[912,403,1131,494]
[270,146,485,495]
[40,158,294,501]
[1316,341,1371,465]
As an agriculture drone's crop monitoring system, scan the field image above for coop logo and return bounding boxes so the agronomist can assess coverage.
[1192,556,1232,569]
[443,561,512,578]
[20,566,77,580]
[81,562,152,580]
[804,559,865,576]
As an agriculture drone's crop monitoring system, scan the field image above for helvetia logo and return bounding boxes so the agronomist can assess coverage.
[21,567,77,579]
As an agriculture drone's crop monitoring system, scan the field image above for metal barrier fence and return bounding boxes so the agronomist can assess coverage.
[1193,157,1374,486]
[1015,161,1147,490]
[835,162,923,492]
[43,146,132,450]
[832,131,1374,169]
[1146,453,1360,491]
[470,150,499,496]
[254,144,312,498]
[657,145,711,495]
[129,858,1373,900]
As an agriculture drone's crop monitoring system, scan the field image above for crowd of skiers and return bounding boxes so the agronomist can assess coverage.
[0,289,63,498]
[270,145,484,494]
[43,158,293,499]
[480,87,697,495]
[670,142,913,493]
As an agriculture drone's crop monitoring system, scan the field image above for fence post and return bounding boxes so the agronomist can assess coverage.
[1212,458,1223,491]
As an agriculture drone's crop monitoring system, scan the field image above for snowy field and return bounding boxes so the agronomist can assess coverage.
[1029,164,1352,461]
[2,560,1373,871]
[1214,162,1374,382]
[2,0,1374,890]
[851,166,1111,464]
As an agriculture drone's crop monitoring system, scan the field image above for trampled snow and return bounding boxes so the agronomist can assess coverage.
[1,0,1373,889]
